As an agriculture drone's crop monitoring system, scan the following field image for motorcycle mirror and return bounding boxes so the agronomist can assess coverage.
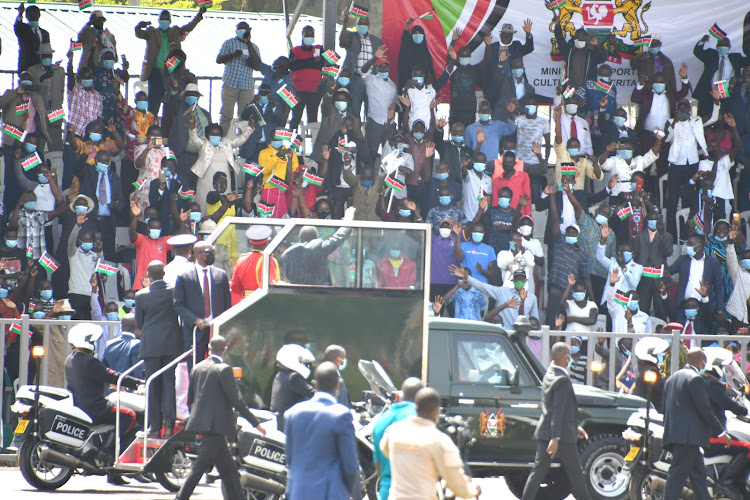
[232,367,243,378]
[644,370,658,384]
[590,361,604,373]
[31,345,45,358]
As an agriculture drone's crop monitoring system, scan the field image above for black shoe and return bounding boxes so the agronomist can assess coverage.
[163,423,175,439]
[107,474,130,486]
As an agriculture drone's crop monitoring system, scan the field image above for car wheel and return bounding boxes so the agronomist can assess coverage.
[504,470,571,500]
[580,434,629,500]
[628,465,653,500]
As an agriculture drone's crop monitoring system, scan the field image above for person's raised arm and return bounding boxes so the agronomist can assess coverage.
[563,183,583,219]
[725,113,741,161]
[180,6,206,35]
[553,104,563,144]
[128,200,140,243]
[549,185,561,238]
[452,221,465,261]
[560,273,574,308]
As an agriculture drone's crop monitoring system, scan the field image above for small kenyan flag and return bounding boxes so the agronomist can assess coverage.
[709,23,727,42]
[274,129,293,141]
[303,171,324,186]
[291,136,303,153]
[643,265,664,279]
[548,0,567,11]
[132,179,146,190]
[563,86,576,99]
[16,102,29,115]
[715,80,730,99]
[166,56,180,74]
[22,153,42,172]
[634,36,652,48]
[183,102,197,118]
[336,138,350,155]
[277,85,298,108]
[9,323,22,337]
[594,80,612,93]
[25,245,33,259]
[95,260,118,276]
[618,203,633,220]
[560,162,576,176]
[385,176,404,193]
[349,3,368,19]
[322,66,340,78]
[78,0,92,10]
[39,252,58,273]
[693,213,704,233]
[559,63,567,85]
[323,50,341,66]
[418,9,434,20]
[257,201,274,216]
[268,176,288,192]
[178,187,195,200]
[47,109,65,123]
[242,163,263,177]
[3,124,27,142]
[165,148,177,160]
[28,302,35,314]
[613,292,630,306]
[70,41,83,52]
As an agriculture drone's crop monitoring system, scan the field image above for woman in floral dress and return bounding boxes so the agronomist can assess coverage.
[131,125,167,214]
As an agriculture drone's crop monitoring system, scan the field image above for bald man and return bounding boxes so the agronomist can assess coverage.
[135,260,183,439]
[324,344,350,407]
[662,348,731,500]
[522,342,591,500]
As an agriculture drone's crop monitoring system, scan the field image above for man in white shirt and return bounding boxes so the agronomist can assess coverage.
[606,270,652,334]
[597,225,643,305]
[163,234,197,286]
[552,91,592,156]
[461,151,492,221]
[598,135,661,198]
[403,67,436,130]
[360,46,398,159]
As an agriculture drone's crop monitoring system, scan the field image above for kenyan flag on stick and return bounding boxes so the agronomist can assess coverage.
[166,56,180,74]
[25,245,33,259]
[634,36,652,48]
[22,153,42,172]
[594,80,612,93]
[385,176,404,193]
[277,85,298,108]
[563,86,576,99]
[349,3,368,19]
[547,0,567,11]
[715,80,730,99]
[16,102,29,115]
[618,203,633,220]
[78,0,92,10]
[323,50,341,66]
[257,201,274,216]
[95,259,117,276]
[47,109,65,123]
[643,265,664,279]
[178,187,195,200]
[268,176,288,192]
[291,136,303,153]
[613,292,630,306]
[242,163,263,177]
[132,179,146,190]
[560,162,576,176]
[165,148,177,160]
[322,66,340,78]
[303,171,324,186]
[9,323,22,338]
[693,213,704,233]
[3,124,27,142]
[39,252,59,274]
[418,9,435,20]
[709,23,727,42]
[274,129,293,142]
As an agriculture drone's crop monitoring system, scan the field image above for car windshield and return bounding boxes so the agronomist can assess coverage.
[454,336,532,386]
[358,359,398,399]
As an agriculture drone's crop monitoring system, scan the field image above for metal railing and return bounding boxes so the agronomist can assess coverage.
[114,359,145,466]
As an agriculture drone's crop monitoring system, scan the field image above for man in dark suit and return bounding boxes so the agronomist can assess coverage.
[489,59,535,121]
[75,149,124,261]
[284,362,360,500]
[238,85,285,164]
[693,35,749,118]
[166,83,211,183]
[175,335,266,500]
[14,3,50,73]
[522,342,591,500]
[599,108,641,157]
[173,241,231,365]
[434,122,473,186]
[662,348,731,499]
[135,260,183,438]
[630,37,678,96]
[148,157,185,236]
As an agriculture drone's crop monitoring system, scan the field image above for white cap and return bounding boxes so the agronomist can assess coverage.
[166,234,198,247]
[246,225,272,243]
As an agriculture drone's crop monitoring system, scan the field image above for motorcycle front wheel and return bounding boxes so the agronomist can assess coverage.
[628,465,656,500]
[155,446,193,492]
[221,481,281,500]
[18,439,74,491]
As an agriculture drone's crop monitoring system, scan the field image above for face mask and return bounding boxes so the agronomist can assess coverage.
[473,163,486,173]
[33,173,46,184]
[451,135,464,144]
[205,253,216,266]
[95,162,108,173]
[236,29,246,39]
[623,251,633,263]
[508,241,517,252]
[208,135,221,147]
[613,116,627,128]
[258,95,269,106]
[377,72,389,80]
[565,236,578,245]
[399,209,412,218]
[715,235,727,242]
[396,143,406,152]
[80,79,93,88]
[436,172,449,181]
[705,189,713,197]
[525,104,538,115]
[617,149,633,160]
[159,20,170,31]
[519,225,533,237]
[439,195,452,206]
[574,40,587,49]
[40,289,53,301]
[647,220,657,231]
[684,308,698,319]
[413,76,424,86]
[29,21,39,28]
[361,179,374,187]
[652,83,665,94]
[136,100,148,111]
[271,140,283,149]
[163,170,173,179]
[412,34,424,44]
[356,25,369,35]
[717,46,730,56]
[334,101,347,112]
[0,289,8,300]
[513,280,526,290]
[185,96,198,106]
[337,77,350,87]
[89,132,102,142]
[339,359,347,371]
[572,291,586,302]
[478,113,491,122]
[648,47,661,55]
[124,299,135,309]
[389,249,401,259]
[33,311,45,319]
[498,197,511,209]
[42,57,52,67]
[627,300,639,311]
[511,68,525,78]
[189,211,202,222]
[558,183,564,191]
[629,182,637,191]
[149,229,162,240]
[742,259,750,270]
[102,60,115,70]
[58,314,72,321]
[81,242,94,252]
[459,57,471,66]
[413,132,425,141]
[565,103,578,115]
[106,311,120,321]
[24,201,36,211]
[75,205,88,215]
[595,214,608,225]
[5,239,18,248]
[567,148,579,157]
[25,143,37,153]
[686,246,696,258]
[570,345,581,355]
[471,232,484,243]
[303,37,315,46]
[439,228,452,238]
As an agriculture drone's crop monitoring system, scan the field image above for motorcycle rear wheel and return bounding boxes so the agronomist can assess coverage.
[18,440,74,491]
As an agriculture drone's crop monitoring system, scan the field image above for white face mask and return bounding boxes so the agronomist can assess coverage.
[439,228,452,239]
[574,40,587,49]
[518,225,533,237]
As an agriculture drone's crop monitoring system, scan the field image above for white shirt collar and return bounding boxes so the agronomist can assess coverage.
[196,262,211,275]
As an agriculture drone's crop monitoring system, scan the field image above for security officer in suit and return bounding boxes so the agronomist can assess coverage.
[135,260,183,439]
[175,335,265,500]
[522,342,592,500]
[662,348,731,499]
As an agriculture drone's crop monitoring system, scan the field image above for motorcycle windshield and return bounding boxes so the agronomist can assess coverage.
[358,360,398,400]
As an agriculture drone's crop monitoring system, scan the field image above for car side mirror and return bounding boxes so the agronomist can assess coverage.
[510,366,521,394]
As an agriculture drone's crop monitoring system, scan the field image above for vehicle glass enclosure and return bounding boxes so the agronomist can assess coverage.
[358,360,398,400]
[453,334,534,387]
[209,218,430,409]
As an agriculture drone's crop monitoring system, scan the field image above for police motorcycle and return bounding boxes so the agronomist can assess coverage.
[620,346,750,500]
[11,324,197,493]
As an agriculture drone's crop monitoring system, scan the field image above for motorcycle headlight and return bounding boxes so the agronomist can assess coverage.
[10,401,32,414]
[622,428,642,442]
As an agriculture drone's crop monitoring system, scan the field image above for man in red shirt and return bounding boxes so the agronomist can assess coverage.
[129,201,171,290]
[492,152,532,216]
[230,225,279,305]
[289,26,325,129]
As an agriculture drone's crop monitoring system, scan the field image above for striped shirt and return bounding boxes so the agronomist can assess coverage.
[67,83,103,136]
[218,38,260,90]
[549,235,589,290]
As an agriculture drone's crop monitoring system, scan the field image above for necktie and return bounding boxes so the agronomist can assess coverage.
[98,173,108,205]
[193,106,205,138]
[35,28,41,43]
[570,118,578,140]
[203,269,211,318]
[718,56,726,81]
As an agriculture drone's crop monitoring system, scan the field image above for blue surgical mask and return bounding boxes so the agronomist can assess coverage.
[509,241,517,251]
[598,76,610,83]
[389,249,401,259]
[102,60,115,70]
[21,79,33,88]
[627,300,639,311]
[361,179,374,187]
[472,232,484,243]
[412,33,424,44]
[648,47,661,55]
[303,37,315,47]
[652,83,665,94]
[473,163,486,173]
[24,201,36,211]
[136,100,148,111]
[413,76,424,86]
[38,174,49,184]
[478,113,491,122]
[565,236,578,245]
[630,182,638,191]
[567,148,579,157]
[334,101,347,112]
[525,105,537,115]
[208,135,221,147]
[271,140,283,149]
[439,195,452,206]
[648,220,657,231]
[356,25,369,35]
[81,242,94,252]
[40,289,53,300]
[622,251,633,263]
[686,246,697,257]
[89,132,102,142]
[5,239,18,248]
[189,211,202,222]
[413,132,425,141]
[570,345,581,354]
[164,170,172,179]
[258,95,269,106]
[459,57,471,66]
[58,315,72,321]
[80,79,93,88]
[511,68,525,78]
[29,21,39,28]
[436,172,449,181]
[398,209,412,218]
[684,308,698,319]
[595,214,608,225]
[377,72,389,80]
[149,229,162,240]
[572,291,587,302]
[715,235,728,242]
[159,20,170,31]
[236,29,246,39]
[558,183,564,191]
[95,162,108,173]
[75,205,88,215]
[498,197,511,209]
[706,189,713,198]
[613,116,627,128]
[107,311,120,321]
[0,289,8,299]
[337,77,350,87]
[185,96,198,106]
[717,46,730,56]
[42,57,52,67]
[33,311,45,319]
[617,149,633,160]
[124,299,135,308]
[452,135,464,144]
[25,143,37,153]
[339,359,347,371]
[742,259,750,270]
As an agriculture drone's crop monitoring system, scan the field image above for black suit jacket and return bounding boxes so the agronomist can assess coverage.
[14,18,50,72]
[434,131,473,186]
[535,365,578,444]
[135,280,183,358]
[75,161,124,218]
[663,365,724,448]
[490,74,536,121]
[186,355,259,435]
[693,42,749,116]
[148,177,186,235]
[535,191,590,244]
[173,265,231,340]
[599,115,641,156]
[666,254,724,308]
